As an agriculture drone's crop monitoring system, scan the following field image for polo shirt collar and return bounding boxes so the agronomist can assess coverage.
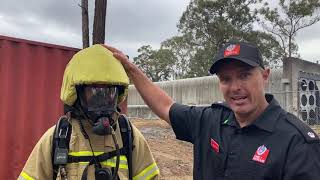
[222,94,285,132]
[253,94,285,132]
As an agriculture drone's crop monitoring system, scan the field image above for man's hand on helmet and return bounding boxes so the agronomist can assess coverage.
[102,44,132,71]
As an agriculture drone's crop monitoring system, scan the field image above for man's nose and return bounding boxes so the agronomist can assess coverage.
[230,79,242,91]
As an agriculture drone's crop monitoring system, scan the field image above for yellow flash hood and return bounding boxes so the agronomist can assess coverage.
[60,44,129,106]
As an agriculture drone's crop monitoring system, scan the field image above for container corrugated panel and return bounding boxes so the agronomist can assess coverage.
[0,35,80,179]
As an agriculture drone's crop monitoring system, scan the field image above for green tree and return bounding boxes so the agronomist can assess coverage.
[161,34,194,79]
[246,31,283,68]
[133,45,175,82]
[134,0,284,79]
[178,0,257,49]
[258,0,320,58]
[165,0,258,77]
[171,0,282,76]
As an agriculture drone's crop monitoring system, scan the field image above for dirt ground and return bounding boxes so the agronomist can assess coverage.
[132,119,193,180]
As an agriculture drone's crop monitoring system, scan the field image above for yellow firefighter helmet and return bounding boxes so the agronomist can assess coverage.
[60,44,129,106]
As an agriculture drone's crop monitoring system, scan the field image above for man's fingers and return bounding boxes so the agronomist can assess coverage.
[102,44,121,54]
[113,52,128,62]
[102,44,130,66]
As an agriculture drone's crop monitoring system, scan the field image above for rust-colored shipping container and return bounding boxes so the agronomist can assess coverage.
[0,35,79,179]
[0,35,128,179]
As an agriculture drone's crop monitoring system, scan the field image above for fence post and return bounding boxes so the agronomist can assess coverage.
[281,78,291,112]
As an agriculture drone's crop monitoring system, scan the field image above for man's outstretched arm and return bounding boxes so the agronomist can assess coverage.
[104,45,174,124]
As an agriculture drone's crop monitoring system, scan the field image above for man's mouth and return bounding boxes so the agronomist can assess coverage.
[231,96,247,104]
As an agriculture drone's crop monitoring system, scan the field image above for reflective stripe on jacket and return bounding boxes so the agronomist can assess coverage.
[18,118,160,180]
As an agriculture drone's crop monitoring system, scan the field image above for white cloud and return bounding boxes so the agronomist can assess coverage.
[296,22,320,62]
[0,0,319,62]
[42,23,82,48]
[297,39,320,63]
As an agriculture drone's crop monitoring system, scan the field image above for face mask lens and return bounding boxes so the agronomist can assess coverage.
[82,85,118,112]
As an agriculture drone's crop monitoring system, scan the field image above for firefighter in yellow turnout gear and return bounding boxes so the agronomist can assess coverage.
[18,45,160,180]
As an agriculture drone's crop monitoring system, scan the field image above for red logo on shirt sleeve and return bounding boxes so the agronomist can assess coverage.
[252,145,270,164]
[224,44,240,57]
[210,138,219,153]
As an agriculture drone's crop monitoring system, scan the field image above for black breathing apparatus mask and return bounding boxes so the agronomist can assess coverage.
[73,84,122,180]
[77,84,119,135]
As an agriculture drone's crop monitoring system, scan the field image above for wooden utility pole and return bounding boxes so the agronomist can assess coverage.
[81,0,89,48]
[92,0,107,44]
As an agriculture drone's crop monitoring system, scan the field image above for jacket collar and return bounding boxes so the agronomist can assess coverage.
[71,118,124,151]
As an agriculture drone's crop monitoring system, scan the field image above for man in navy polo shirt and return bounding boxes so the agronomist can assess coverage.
[106,42,320,180]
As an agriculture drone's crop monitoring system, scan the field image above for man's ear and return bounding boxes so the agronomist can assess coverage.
[262,68,270,87]
[261,68,270,80]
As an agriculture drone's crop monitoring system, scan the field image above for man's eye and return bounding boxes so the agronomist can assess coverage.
[240,73,250,79]
[220,78,230,83]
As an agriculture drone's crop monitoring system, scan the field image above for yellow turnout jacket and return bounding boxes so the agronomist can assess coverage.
[18,118,160,180]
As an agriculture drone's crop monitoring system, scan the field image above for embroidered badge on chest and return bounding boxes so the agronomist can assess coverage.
[210,138,220,153]
[252,145,270,164]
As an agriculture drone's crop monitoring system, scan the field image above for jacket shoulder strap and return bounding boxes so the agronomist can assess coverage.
[118,114,133,180]
[52,115,134,180]
[52,116,72,180]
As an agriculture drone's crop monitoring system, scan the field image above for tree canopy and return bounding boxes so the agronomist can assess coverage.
[133,45,175,82]
[133,0,320,81]
[258,0,320,58]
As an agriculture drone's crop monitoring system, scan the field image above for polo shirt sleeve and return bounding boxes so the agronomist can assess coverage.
[283,137,320,179]
[169,103,205,143]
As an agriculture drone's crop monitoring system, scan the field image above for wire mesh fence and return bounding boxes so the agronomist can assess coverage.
[270,89,320,128]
